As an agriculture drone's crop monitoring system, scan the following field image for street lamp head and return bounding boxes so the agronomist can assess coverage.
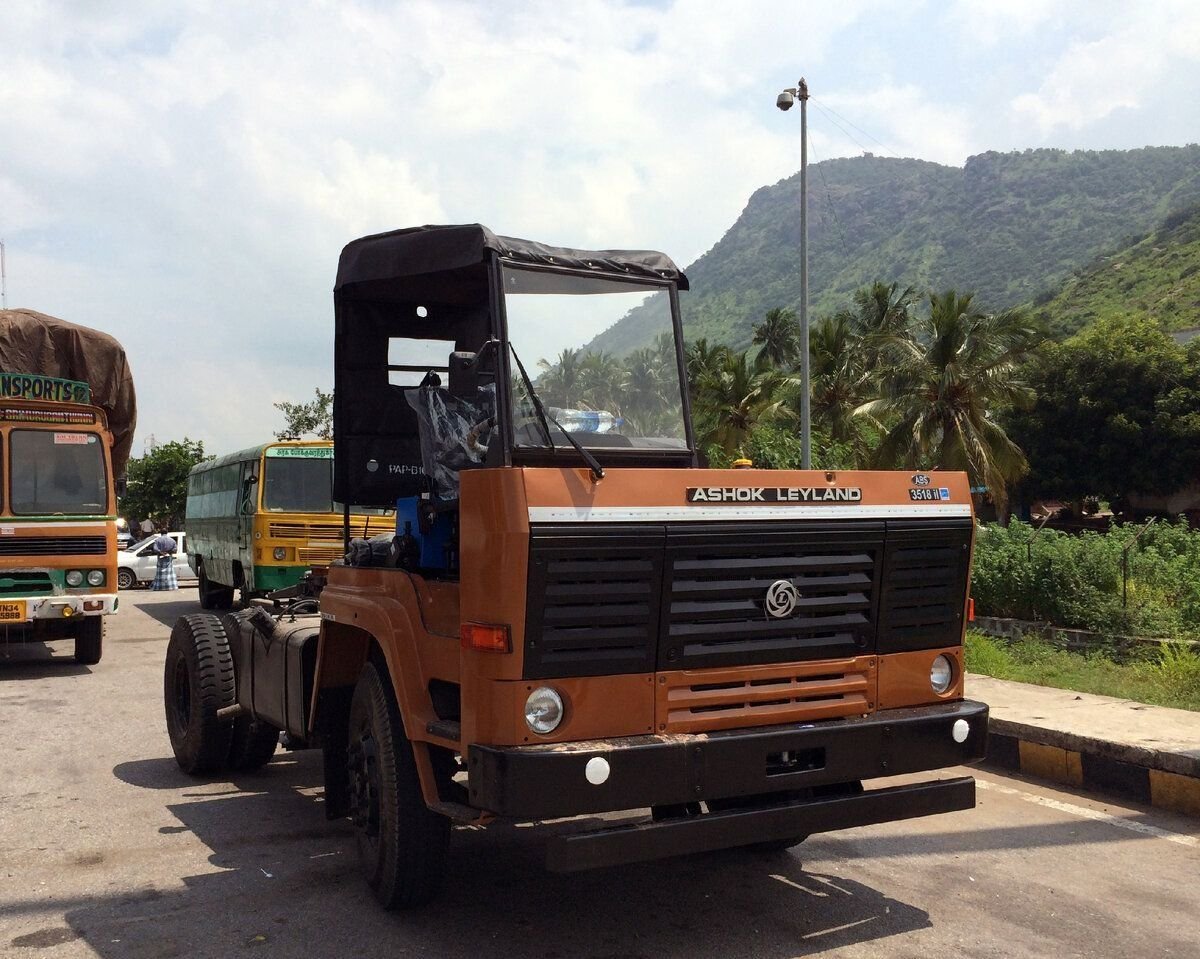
[776,90,795,111]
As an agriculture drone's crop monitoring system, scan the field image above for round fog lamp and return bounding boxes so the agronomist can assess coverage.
[930,654,954,694]
[86,570,105,586]
[273,547,287,561]
[524,687,564,735]
[65,570,84,587]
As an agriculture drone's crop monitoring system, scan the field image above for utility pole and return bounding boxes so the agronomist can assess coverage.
[776,78,812,468]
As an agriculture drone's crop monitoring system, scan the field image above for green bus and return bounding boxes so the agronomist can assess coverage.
[184,441,393,608]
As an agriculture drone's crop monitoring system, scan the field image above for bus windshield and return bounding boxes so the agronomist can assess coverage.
[9,429,108,515]
[262,456,334,513]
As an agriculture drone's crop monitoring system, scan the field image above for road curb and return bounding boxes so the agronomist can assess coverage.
[984,719,1200,817]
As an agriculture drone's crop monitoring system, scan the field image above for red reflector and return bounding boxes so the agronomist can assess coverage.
[968,597,975,622]
[460,623,511,653]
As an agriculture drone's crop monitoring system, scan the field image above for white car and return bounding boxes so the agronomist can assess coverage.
[116,532,197,589]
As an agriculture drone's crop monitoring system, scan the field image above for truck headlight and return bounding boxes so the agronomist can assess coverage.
[65,570,84,587]
[273,547,287,561]
[524,687,564,735]
[86,570,105,586]
[930,654,954,694]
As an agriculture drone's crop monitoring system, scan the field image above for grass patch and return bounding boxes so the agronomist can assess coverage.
[965,630,1200,712]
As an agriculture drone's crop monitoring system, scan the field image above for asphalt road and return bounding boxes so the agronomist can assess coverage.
[2,591,1198,959]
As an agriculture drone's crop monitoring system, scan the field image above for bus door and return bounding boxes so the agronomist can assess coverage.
[238,460,258,555]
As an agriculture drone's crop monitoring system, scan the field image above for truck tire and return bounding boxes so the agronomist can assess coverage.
[347,660,449,909]
[74,616,103,665]
[228,717,280,771]
[117,568,137,591]
[198,561,234,611]
[164,614,236,775]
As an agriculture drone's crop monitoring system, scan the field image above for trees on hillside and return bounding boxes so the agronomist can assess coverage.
[1006,316,1200,505]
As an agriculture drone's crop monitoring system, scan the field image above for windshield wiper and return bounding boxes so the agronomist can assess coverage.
[508,345,605,482]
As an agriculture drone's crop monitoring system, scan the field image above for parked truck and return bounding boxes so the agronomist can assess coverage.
[0,308,137,663]
[163,225,987,908]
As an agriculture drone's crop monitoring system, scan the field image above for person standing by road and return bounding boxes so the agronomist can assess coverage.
[151,526,178,591]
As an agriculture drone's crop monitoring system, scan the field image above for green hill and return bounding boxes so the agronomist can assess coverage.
[1031,204,1200,338]
[586,145,1200,356]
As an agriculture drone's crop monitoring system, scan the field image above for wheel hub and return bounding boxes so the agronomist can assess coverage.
[347,731,380,837]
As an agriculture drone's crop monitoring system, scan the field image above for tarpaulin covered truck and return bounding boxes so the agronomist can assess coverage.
[0,308,137,664]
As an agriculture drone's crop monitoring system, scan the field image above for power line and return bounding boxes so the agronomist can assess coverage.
[807,138,850,259]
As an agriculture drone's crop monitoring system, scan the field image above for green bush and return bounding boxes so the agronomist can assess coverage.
[971,518,1200,639]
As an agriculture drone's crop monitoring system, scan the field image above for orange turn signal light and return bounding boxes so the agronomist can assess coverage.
[460,622,511,653]
[967,597,975,622]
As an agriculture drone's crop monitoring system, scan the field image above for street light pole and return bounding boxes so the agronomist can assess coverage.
[777,78,811,468]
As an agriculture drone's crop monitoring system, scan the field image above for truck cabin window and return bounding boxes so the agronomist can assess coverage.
[9,430,107,515]
[501,265,689,451]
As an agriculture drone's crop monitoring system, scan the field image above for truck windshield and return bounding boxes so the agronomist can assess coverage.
[502,264,689,451]
[9,429,108,515]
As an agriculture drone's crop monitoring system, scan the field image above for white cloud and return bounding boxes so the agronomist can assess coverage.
[1011,2,1200,133]
[1,0,1197,456]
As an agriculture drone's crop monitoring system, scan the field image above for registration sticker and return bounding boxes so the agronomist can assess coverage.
[0,601,27,623]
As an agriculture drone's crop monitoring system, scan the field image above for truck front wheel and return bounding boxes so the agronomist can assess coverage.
[163,614,236,775]
[347,660,449,909]
[74,616,103,665]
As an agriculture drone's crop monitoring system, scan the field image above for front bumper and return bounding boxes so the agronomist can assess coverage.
[29,593,118,619]
[468,699,988,819]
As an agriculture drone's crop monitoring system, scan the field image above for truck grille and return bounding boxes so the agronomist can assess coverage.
[524,526,663,678]
[878,521,972,653]
[0,571,55,595]
[523,518,972,679]
[0,536,107,556]
[662,524,883,670]
[657,657,876,733]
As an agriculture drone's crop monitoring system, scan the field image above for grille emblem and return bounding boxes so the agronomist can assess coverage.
[764,580,800,619]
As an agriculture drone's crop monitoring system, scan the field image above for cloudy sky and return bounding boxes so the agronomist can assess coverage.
[3,0,1198,458]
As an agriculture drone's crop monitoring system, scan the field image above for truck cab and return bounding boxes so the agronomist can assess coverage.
[164,225,987,909]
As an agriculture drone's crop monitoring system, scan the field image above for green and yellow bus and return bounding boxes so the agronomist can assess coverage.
[185,441,392,608]
[0,377,119,664]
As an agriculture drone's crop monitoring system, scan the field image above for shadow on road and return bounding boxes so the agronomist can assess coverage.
[136,598,204,628]
[0,640,91,679]
[10,747,1196,958]
[16,750,940,958]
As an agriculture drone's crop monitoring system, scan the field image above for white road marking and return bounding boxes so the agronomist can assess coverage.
[977,779,1199,848]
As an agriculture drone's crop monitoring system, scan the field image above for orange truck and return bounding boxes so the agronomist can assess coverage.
[0,310,136,664]
[163,226,987,908]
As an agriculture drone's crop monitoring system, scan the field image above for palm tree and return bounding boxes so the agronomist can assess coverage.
[623,346,668,432]
[693,350,793,455]
[685,338,731,386]
[752,307,800,370]
[806,312,873,453]
[859,290,1041,509]
[536,348,583,408]
[576,351,625,412]
[852,281,916,372]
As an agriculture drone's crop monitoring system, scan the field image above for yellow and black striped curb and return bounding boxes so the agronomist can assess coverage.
[985,720,1200,818]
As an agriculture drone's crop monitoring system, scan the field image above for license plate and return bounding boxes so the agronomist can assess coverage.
[0,600,27,622]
